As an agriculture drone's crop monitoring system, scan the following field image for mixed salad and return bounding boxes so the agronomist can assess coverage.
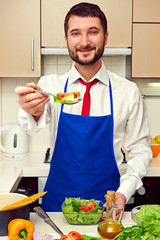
[62,197,104,225]
[54,91,80,104]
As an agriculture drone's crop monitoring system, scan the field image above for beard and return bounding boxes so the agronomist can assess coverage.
[67,42,105,66]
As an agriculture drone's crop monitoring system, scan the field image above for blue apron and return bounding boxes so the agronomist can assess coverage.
[42,78,120,211]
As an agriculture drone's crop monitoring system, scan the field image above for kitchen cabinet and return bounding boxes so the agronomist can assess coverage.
[41,0,132,47]
[132,0,160,78]
[132,24,160,78]
[0,0,41,77]
[133,0,160,23]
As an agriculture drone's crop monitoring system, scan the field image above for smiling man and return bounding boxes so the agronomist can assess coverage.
[15,2,152,212]
[66,16,107,66]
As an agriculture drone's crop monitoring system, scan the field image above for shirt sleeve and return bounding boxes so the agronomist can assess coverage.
[17,75,52,135]
[116,83,152,202]
[18,105,49,135]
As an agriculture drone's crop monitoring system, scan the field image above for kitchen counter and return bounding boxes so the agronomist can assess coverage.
[0,151,160,193]
[0,211,135,240]
[0,151,49,193]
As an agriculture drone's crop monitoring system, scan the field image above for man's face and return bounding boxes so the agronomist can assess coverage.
[65,16,108,66]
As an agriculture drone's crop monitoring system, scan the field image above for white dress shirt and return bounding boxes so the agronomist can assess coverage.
[18,61,152,202]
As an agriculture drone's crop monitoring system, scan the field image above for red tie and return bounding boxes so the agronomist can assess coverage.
[79,79,98,116]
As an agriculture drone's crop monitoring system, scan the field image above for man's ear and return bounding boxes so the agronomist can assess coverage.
[65,35,67,43]
[104,32,108,46]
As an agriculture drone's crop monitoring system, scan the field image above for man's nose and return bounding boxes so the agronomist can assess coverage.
[80,34,90,47]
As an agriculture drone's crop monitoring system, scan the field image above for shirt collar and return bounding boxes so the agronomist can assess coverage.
[68,60,110,86]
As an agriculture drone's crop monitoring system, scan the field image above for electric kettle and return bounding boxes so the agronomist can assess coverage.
[0,123,28,158]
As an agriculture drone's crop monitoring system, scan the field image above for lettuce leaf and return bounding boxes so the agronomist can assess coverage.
[135,205,160,224]
[114,223,160,240]
[83,234,108,240]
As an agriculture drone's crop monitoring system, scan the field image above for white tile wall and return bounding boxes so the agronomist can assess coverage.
[134,78,160,138]
[1,55,160,152]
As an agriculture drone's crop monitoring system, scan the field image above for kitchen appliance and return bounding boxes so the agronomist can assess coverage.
[0,123,28,157]
[0,193,30,236]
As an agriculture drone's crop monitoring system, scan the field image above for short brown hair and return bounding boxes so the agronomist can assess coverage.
[64,2,107,37]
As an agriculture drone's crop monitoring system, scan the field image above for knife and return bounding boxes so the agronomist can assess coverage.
[33,206,64,236]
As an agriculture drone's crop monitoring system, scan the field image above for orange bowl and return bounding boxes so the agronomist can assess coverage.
[151,144,160,157]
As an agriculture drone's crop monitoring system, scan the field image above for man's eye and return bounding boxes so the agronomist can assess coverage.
[72,32,79,36]
[90,31,98,34]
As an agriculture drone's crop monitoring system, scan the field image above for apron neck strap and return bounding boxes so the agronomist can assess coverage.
[60,77,69,112]
[64,77,69,93]
[109,80,113,116]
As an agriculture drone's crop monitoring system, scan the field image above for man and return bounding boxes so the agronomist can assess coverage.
[15,2,152,212]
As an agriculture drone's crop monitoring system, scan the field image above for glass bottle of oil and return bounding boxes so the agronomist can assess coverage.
[97,190,123,239]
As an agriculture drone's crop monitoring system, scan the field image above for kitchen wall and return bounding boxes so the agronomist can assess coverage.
[0,78,2,127]
[0,55,160,152]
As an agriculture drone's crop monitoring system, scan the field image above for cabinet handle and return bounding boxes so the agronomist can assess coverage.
[31,38,34,71]
[142,94,160,98]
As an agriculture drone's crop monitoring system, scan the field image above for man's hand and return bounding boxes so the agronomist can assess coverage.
[115,192,126,208]
[15,82,50,121]
[101,192,126,220]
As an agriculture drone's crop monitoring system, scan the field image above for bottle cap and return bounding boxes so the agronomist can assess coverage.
[107,190,115,198]
[106,190,115,203]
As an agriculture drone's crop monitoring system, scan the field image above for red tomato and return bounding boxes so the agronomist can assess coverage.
[87,201,95,209]
[79,206,90,211]
[68,231,84,240]
[79,201,95,211]
[61,235,70,240]
[72,92,80,98]
[60,231,84,240]
[57,93,66,99]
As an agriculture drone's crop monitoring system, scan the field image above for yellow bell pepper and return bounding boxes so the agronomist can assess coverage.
[8,218,34,240]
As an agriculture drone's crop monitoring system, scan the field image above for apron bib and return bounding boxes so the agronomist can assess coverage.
[42,79,120,211]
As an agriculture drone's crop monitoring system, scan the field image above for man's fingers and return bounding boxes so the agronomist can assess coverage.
[21,92,49,104]
[15,86,34,96]
[19,94,49,109]
[26,82,42,91]
[15,83,42,96]
[21,96,50,116]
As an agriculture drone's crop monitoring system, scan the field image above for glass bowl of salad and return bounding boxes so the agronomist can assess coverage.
[61,197,104,225]
[131,204,160,225]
